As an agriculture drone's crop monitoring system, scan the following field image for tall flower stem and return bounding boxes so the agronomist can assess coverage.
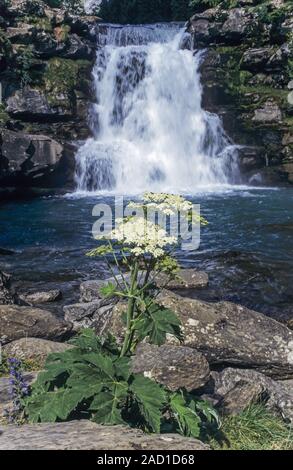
[120,260,139,357]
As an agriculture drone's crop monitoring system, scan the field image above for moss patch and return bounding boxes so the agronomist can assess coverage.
[43,57,92,109]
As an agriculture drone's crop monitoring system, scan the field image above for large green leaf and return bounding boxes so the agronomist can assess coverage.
[135,300,182,346]
[130,375,166,433]
[69,328,102,352]
[169,392,201,438]
[91,382,129,425]
[26,384,98,423]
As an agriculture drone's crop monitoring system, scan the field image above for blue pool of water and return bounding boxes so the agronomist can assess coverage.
[0,187,292,320]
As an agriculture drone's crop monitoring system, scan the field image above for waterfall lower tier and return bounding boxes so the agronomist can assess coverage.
[75,24,240,195]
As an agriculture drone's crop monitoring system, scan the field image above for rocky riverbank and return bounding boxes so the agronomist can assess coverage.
[1,267,293,449]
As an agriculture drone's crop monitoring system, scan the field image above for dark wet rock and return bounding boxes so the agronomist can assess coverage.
[63,299,116,332]
[237,146,265,172]
[0,130,76,188]
[155,291,293,379]
[6,86,74,120]
[3,337,72,363]
[0,420,210,450]
[189,7,258,46]
[0,271,17,305]
[0,304,72,345]
[210,368,293,423]
[20,289,62,305]
[132,343,210,392]
[64,14,100,41]
[0,248,15,256]
[34,31,94,60]
[240,46,288,73]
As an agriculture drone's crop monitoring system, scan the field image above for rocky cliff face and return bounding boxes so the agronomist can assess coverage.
[0,0,292,194]
[188,0,293,184]
[0,0,100,192]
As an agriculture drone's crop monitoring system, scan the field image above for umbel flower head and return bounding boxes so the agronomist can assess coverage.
[106,217,177,258]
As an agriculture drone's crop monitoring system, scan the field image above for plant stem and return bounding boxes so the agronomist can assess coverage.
[120,260,139,357]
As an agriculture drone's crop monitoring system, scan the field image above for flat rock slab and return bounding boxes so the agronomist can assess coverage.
[0,421,210,450]
[157,269,209,290]
[156,291,293,379]
[3,338,72,362]
[0,304,72,345]
[20,290,62,305]
[132,343,210,392]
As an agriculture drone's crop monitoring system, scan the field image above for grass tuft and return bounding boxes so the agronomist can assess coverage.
[211,404,293,451]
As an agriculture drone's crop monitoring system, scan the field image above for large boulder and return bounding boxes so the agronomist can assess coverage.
[209,368,293,423]
[3,337,72,363]
[6,86,74,120]
[134,291,293,379]
[0,130,76,187]
[0,304,72,345]
[132,343,210,392]
[1,129,63,172]
[0,420,210,450]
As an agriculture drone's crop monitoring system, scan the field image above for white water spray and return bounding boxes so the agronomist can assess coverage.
[75,24,240,194]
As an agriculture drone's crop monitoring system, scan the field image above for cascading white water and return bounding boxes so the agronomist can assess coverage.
[75,24,240,195]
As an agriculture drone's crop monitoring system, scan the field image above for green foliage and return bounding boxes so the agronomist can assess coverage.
[132,298,182,347]
[25,329,218,438]
[211,405,293,450]
[14,46,35,87]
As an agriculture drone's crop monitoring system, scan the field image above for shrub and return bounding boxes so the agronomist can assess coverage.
[25,193,216,439]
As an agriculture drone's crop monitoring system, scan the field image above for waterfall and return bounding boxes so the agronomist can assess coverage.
[75,23,240,195]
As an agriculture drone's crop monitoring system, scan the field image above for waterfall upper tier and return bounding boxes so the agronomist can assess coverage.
[75,23,240,195]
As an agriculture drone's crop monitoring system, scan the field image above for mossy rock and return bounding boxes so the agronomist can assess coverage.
[42,57,92,110]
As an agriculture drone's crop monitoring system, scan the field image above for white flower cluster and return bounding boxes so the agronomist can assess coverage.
[128,192,193,217]
[143,192,193,214]
[107,217,177,258]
